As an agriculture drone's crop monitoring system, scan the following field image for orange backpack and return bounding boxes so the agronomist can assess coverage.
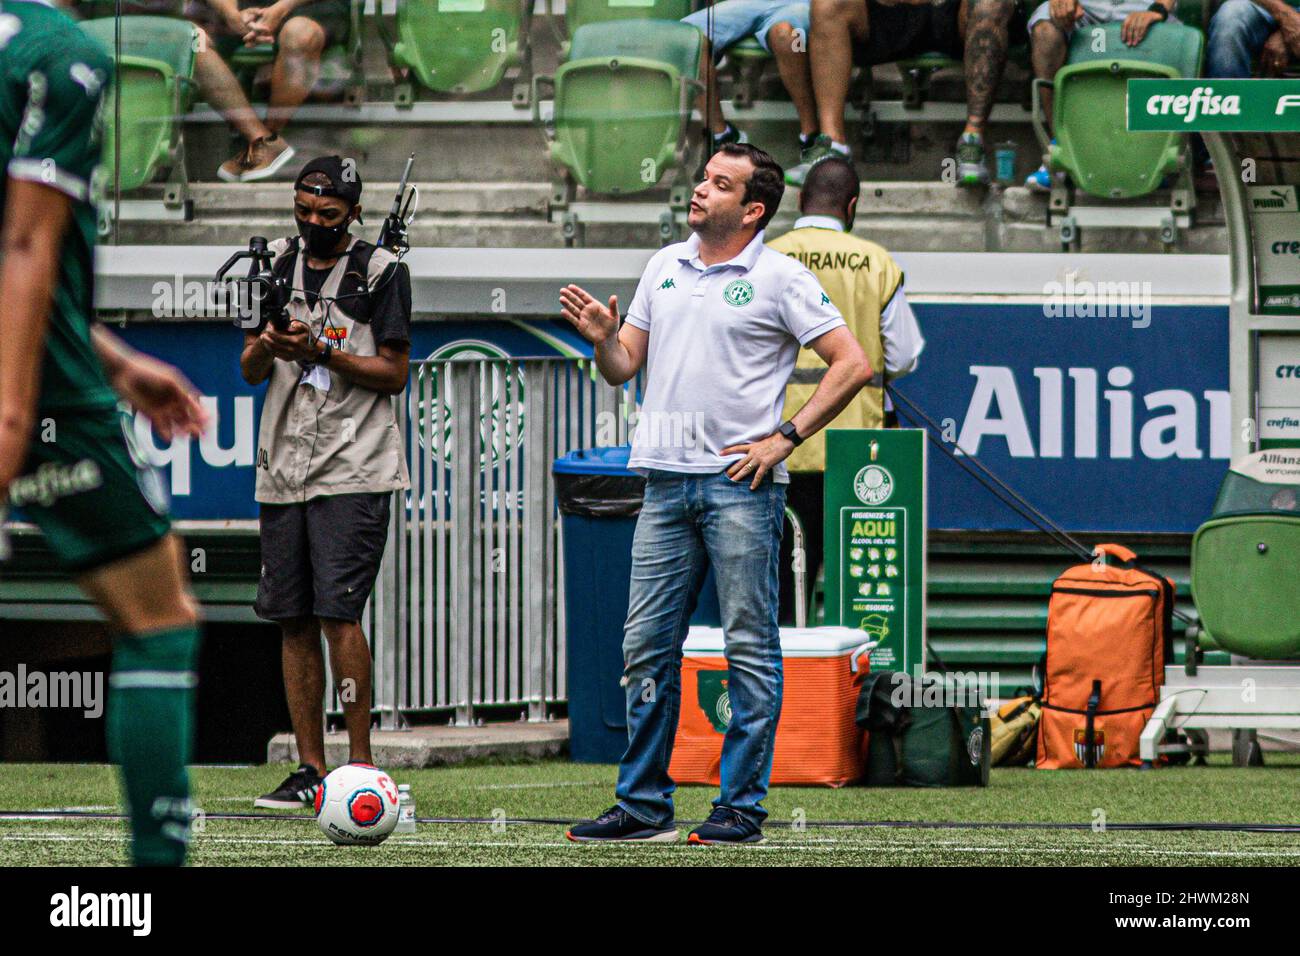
[1036,544,1175,769]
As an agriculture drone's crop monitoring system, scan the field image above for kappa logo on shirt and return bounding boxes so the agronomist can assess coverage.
[657,277,676,290]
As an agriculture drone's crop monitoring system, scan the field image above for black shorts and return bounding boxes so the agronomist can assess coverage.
[856,0,965,64]
[255,492,391,624]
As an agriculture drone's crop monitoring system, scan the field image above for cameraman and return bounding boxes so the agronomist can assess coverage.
[239,156,411,809]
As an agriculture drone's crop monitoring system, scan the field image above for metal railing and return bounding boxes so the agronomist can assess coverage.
[356,355,640,727]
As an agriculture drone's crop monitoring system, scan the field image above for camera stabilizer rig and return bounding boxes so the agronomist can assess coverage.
[215,155,419,331]
[215,236,293,333]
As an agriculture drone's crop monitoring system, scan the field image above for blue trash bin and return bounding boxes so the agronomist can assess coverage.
[555,446,720,764]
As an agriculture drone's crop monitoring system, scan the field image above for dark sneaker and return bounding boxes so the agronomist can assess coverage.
[688,807,765,845]
[955,132,990,187]
[254,763,323,810]
[712,122,750,150]
[785,134,850,187]
[566,806,679,843]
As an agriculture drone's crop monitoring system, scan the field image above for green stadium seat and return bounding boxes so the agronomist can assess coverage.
[564,0,693,38]
[534,19,703,198]
[1045,20,1203,199]
[81,16,197,194]
[390,0,526,100]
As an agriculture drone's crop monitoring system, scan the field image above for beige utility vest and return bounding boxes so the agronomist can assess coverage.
[767,227,902,473]
[254,236,411,504]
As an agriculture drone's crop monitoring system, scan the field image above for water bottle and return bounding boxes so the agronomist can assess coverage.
[396,784,416,834]
[994,142,1018,185]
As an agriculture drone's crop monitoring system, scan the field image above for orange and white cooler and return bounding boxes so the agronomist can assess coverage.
[669,626,873,788]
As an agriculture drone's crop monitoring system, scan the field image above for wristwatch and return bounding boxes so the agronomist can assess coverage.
[1147,2,1169,19]
[779,420,803,447]
[317,340,333,365]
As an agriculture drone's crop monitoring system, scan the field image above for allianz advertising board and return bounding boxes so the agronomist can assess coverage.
[117,304,1229,533]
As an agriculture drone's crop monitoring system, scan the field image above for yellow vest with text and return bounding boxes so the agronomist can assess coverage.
[767,227,902,472]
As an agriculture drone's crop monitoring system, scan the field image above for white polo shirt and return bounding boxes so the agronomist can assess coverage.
[624,229,845,483]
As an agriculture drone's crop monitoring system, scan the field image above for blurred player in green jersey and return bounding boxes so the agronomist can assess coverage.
[0,0,208,865]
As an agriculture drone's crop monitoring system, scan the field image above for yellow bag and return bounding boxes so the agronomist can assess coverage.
[991,696,1040,766]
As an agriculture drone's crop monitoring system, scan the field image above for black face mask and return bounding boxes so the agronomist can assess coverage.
[295,214,351,258]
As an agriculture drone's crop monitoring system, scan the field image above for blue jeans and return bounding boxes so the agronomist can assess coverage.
[615,469,786,829]
[1206,0,1277,78]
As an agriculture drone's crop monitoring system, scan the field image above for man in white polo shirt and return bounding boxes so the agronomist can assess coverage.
[559,143,874,845]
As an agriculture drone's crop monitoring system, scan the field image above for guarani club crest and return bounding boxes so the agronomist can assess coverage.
[412,340,525,471]
[722,279,754,307]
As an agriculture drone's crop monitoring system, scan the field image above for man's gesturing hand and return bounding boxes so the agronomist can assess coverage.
[560,284,620,345]
[723,432,795,491]
[111,351,209,442]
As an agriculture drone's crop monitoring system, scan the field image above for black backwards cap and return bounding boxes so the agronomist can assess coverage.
[294,155,364,221]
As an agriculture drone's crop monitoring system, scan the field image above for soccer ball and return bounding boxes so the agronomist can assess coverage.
[314,764,400,846]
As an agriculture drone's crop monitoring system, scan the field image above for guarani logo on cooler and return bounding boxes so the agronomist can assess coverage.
[413,340,525,470]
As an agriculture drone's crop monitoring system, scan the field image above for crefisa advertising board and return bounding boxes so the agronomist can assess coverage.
[117,302,1229,533]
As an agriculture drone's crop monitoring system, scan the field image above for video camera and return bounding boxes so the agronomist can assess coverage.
[215,156,417,332]
[215,236,292,332]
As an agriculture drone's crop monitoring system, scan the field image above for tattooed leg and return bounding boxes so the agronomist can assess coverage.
[960,0,1015,136]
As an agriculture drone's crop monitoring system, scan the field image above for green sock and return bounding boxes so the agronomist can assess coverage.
[106,625,201,866]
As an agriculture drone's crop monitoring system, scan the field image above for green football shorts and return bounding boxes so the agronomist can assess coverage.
[8,404,171,574]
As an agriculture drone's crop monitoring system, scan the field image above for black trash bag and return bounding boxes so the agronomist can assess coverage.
[554,472,646,518]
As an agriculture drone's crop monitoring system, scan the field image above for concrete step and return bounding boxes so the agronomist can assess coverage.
[182,181,552,216]
[267,719,570,769]
[115,215,563,248]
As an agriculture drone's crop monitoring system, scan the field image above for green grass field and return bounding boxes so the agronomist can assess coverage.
[2,756,1298,866]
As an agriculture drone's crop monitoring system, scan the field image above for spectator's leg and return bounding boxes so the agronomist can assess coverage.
[266,16,327,133]
[196,28,272,145]
[959,0,1015,137]
[1205,0,1277,79]
[199,26,293,181]
[697,38,728,136]
[768,21,819,138]
[809,0,868,145]
[1030,19,1069,137]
